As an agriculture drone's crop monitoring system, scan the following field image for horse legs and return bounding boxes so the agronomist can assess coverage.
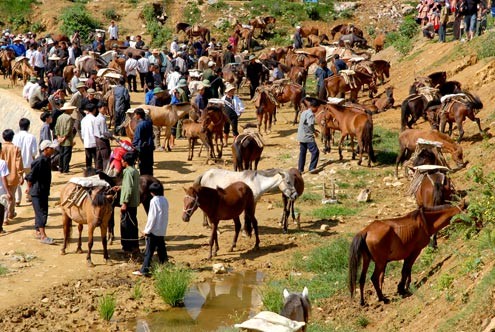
[280,194,290,233]
[188,138,194,161]
[76,223,84,254]
[398,251,421,295]
[100,224,110,263]
[371,261,389,303]
[338,135,345,161]
[229,217,242,252]
[208,220,220,259]
[61,213,72,255]
[250,215,260,251]
[456,118,464,142]
[359,254,371,306]
[86,224,95,267]
[108,209,115,245]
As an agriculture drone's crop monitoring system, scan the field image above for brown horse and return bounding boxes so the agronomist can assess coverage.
[401,93,440,131]
[183,24,211,41]
[330,24,364,39]
[284,52,320,69]
[428,71,447,87]
[0,49,15,78]
[288,66,308,88]
[324,70,377,102]
[374,33,386,52]
[395,129,467,177]
[10,58,36,87]
[307,33,330,47]
[60,181,114,267]
[323,104,376,166]
[223,63,245,90]
[372,60,390,85]
[267,81,305,124]
[248,16,276,36]
[300,26,319,38]
[280,168,304,233]
[182,118,212,162]
[232,130,264,171]
[234,24,253,51]
[438,92,483,142]
[368,86,394,113]
[203,104,228,159]
[182,182,260,259]
[349,202,465,305]
[253,87,277,134]
[108,57,126,79]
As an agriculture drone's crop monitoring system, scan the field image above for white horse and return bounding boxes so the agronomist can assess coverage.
[194,168,299,227]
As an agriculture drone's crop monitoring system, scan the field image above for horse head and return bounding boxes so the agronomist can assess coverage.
[89,187,114,225]
[277,170,298,200]
[182,185,200,222]
[281,287,310,325]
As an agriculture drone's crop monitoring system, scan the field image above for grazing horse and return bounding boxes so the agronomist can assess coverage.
[248,16,276,36]
[182,182,260,259]
[232,130,264,171]
[324,70,377,102]
[323,104,376,166]
[253,86,277,133]
[372,60,390,85]
[10,58,36,87]
[368,86,394,113]
[395,129,467,177]
[330,24,364,39]
[280,168,304,233]
[349,202,465,305]
[182,118,212,162]
[338,33,368,48]
[267,81,304,124]
[439,92,483,142]
[281,287,311,332]
[401,93,440,131]
[60,180,114,266]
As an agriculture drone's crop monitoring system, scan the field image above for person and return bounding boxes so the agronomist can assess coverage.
[11,37,26,57]
[439,2,450,42]
[170,36,179,57]
[80,106,97,170]
[115,152,140,254]
[108,20,119,40]
[476,1,488,36]
[203,61,216,82]
[39,111,53,142]
[48,69,67,95]
[1,130,23,221]
[85,70,98,90]
[13,118,38,207]
[166,65,181,91]
[132,182,168,276]
[297,98,320,173]
[132,108,155,176]
[137,51,150,92]
[92,34,106,53]
[209,68,225,99]
[135,35,145,49]
[271,62,285,82]
[194,82,207,117]
[461,0,484,41]
[246,54,263,99]
[23,76,38,101]
[294,26,303,49]
[25,140,58,244]
[222,83,244,146]
[69,82,87,137]
[94,103,111,171]
[332,54,348,73]
[31,44,45,81]
[113,78,131,135]
[0,143,11,235]
[54,102,76,174]
[70,68,81,93]
[315,59,333,100]
[29,82,49,110]
[125,52,139,92]
[223,44,236,65]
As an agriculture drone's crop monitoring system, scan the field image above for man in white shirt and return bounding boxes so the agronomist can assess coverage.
[170,36,179,57]
[31,44,45,81]
[23,77,38,101]
[108,20,119,40]
[12,118,37,205]
[166,66,181,92]
[0,144,10,234]
[125,52,139,92]
[137,51,150,92]
[80,108,97,170]
[94,105,111,171]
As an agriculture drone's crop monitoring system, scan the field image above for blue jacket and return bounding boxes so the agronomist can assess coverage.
[132,118,154,150]
[315,67,333,88]
[11,43,26,57]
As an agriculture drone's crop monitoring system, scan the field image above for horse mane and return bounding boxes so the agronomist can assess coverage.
[252,168,283,178]
[91,187,108,207]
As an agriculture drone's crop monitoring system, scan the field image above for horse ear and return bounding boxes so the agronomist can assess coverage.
[302,286,309,299]
[183,187,188,193]
[283,288,290,299]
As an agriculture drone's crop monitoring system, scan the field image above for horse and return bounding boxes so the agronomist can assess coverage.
[267,81,304,124]
[182,118,212,162]
[187,25,211,41]
[374,33,386,52]
[324,69,377,102]
[348,202,465,305]
[322,104,376,166]
[108,57,126,79]
[60,180,114,267]
[0,49,15,78]
[248,16,276,36]
[299,26,319,38]
[330,24,364,39]
[288,66,308,88]
[438,80,462,96]
[182,182,260,259]
[372,60,390,85]
[284,52,320,69]
[438,92,483,142]
[401,93,440,131]
[253,86,277,134]
[202,104,228,159]
[75,54,107,77]
[369,86,394,113]
[10,58,36,87]
[232,129,264,171]
[395,129,468,178]
[234,24,254,51]
[338,33,368,48]
[428,71,447,87]
[280,168,304,233]
[307,34,330,47]
[222,63,245,90]
[281,287,311,332]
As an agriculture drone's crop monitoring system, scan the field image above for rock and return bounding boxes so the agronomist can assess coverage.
[212,263,226,274]
[214,17,229,29]
[267,203,273,210]
[391,181,403,187]
[41,297,49,303]
[208,0,218,4]
[483,317,495,332]
[334,1,359,12]
[320,224,330,231]
[401,4,415,15]
[356,188,371,202]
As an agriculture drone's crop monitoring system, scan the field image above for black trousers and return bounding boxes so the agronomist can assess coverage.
[140,234,168,274]
[127,74,137,92]
[85,147,96,169]
[223,108,239,136]
[59,145,73,173]
[250,82,259,100]
[0,203,5,231]
[34,66,45,82]
[32,195,49,230]
[32,99,49,110]
[95,137,111,171]
[138,72,150,90]
[114,110,126,136]
[120,206,139,252]
[138,146,154,176]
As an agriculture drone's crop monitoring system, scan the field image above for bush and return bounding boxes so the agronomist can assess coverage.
[30,21,46,33]
[154,264,192,307]
[98,294,116,321]
[476,31,495,59]
[59,4,101,42]
[103,9,120,21]
[142,3,173,47]
[386,16,419,55]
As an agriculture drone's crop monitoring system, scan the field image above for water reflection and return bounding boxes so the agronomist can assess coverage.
[136,270,263,332]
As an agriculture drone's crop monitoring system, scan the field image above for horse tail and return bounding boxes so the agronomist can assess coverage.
[400,99,410,131]
[361,117,376,163]
[206,29,211,42]
[233,138,243,171]
[349,231,367,298]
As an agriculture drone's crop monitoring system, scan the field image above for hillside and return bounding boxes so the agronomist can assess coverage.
[0,0,495,331]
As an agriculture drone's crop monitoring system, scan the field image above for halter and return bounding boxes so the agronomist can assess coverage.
[183,194,200,218]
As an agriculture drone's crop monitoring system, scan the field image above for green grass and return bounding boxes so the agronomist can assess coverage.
[474,30,495,60]
[131,280,143,300]
[310,204,361,219]
[98,294,116,321]
[372,126,399,165]
[154,264,192,307]
[0,265,8,276]
[299,192,321,204]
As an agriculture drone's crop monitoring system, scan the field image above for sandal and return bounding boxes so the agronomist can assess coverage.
[132,270,150,277]
[40,237,54,245]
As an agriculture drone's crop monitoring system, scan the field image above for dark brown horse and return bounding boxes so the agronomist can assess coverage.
[330,24,364,39]
[349,202,465,305]
[182,182,260,259]
[280,168,304,233]
[324,69,377,102]
[60,182,114,267]
[176,22,211,41]
[232,131,264,171]
[439,92,483,142]
[428,71,447,87]
[253,87,277,134]
[248,16,276,36]
[372,60,390,85]
[203,104,228,159]
[268,81,305,124]
[438,80,462,96]
[400,93,440,131]
[0,49,15,78]
[234,24,254,51]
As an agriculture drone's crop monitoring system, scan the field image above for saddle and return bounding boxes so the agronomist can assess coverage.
[339,69,356,88]
[256,17,264,25]
[270,79,290,97]
[62,176,109,208]
[417,86,439,103]
[238,130,264,149]
[407,166,450,197]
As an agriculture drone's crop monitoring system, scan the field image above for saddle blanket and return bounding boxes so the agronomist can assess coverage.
[416,138,443,148]
[327,97,345,105]
[234,311,305,332]
[207,98,225,106]
[238,131,264,148]
[241,24,253,30]
[70,176,110,188]
[440,93,466,104]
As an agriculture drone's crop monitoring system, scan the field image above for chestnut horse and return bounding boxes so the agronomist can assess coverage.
[349,201,465,305]
[284,52,320,69]
[253,87,277,134]
[182,182,260,260]
[202,104,228,159]
[60,181,114,266]
[300,26,319,38]
[176,22,211,41]
[372,60,390,85]
[288,66,308,88]
[395,129,467,177]
[267,81,305,124]
[182,118,212,162]
[232,131,264,171]
[330,24,364,39]
[0,49,15,78]
[248,16,276,36]
[234,24,253,51]
[280,168,304,233]
[10,58,36,87]
[324,69,377,102]
[439,92,483,142]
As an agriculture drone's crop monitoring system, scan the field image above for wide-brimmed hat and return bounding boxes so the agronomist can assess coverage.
[248,54,256,61]
[153,87,164,94]
[12,36,22,42]
[87,88,96,94]
[201,79,211,87]
[60,102,77,111]
[76,82,86,89]
[176,78,187,88]
[207,61,216,67]
[197,82,205,90]
[39,140,59,151]
[225,83,235,93]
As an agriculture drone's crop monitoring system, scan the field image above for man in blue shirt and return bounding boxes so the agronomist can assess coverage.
[132,108,154,176]
[297,98,320,173]
[333,54,348,73]
[10,37,26,57]
[315,59,333,100]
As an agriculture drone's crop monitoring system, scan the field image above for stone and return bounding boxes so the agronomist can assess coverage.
[212,263,226,274]
[320,224,330,231]
[41,297,49,303]
[356,188,371,202]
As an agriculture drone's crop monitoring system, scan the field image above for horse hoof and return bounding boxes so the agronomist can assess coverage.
[76,248,83,254]
[381,297,390,304]
[60,250,66,256]
[109,240,113,246]
[87,261,95,268]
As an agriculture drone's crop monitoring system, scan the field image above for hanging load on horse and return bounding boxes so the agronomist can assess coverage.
[232,124,264,171]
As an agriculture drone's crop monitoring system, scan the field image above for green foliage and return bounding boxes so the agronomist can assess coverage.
[386,16,419,55]
[142,3,173,47]
[356,315,370,327]
[261,282,284,312]
[185,3,201,24]
[435,273,454,291]
[373,126,399,165]
[131,281,143,300]
[30,21,46,33]
[103,9,120,21]
[311,204,361,218]
[244,0,334,24]
[299,192,321,204]
[59,4,101,42]
[0,265,8,276]
[475,31,495,59]
[337,9,354,19]
[412,246,437,274]
[154,264,192,307]
[98,294,116,321]
[210,0,228,10]
[0,0,36,19]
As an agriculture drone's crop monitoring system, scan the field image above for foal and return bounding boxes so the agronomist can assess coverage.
[281,287,311,332]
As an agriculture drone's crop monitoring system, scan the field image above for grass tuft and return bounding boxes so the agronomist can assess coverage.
[154,264,192,307]
[98,294,116,321]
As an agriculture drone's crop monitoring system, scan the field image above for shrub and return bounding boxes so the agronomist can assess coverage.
[386,16,419,55]
[131,281,143,300]
[98,294,116,321]
[59,4,101,42]
[154,264,192,307]
[0,264,8,276]
[103,9,120,21]
[30,21,46,33]
[261,281,284,312]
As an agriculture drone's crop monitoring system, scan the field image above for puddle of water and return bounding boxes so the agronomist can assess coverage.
[134,270,264,332]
